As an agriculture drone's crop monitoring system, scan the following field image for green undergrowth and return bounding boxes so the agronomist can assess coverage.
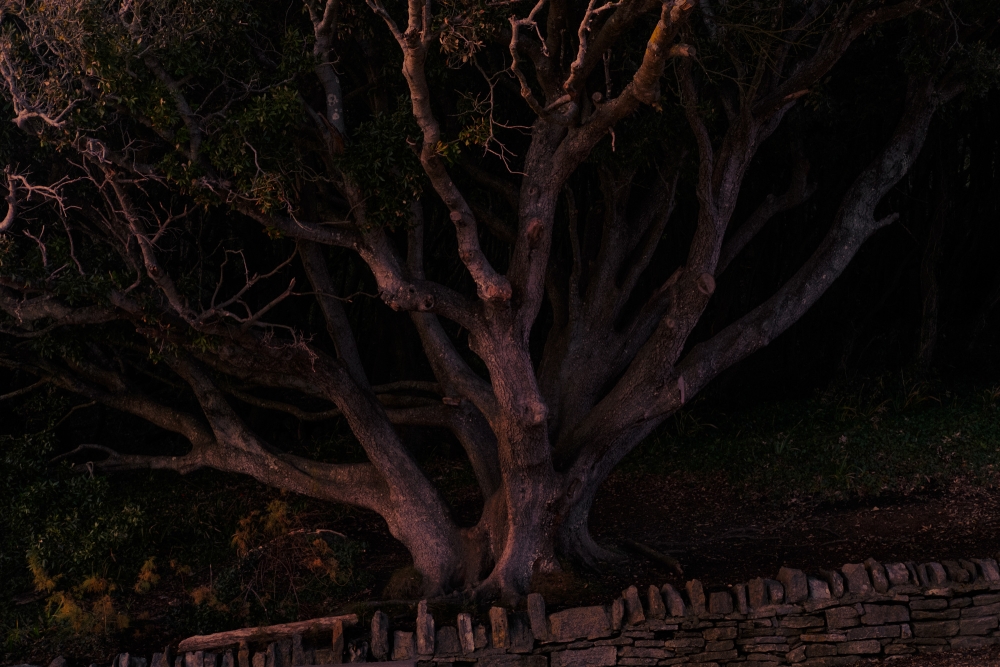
[0,395,373,663]
[625,374,1000,501]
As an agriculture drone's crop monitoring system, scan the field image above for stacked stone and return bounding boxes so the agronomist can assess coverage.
[93,554,1000,667]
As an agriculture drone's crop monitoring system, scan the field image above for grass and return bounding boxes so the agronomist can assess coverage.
[625,374,1000,501]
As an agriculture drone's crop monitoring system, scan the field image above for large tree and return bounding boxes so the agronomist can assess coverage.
[0,0,993,601]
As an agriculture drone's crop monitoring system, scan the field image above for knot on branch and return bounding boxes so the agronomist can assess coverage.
[526,218,545,246]
[669,44,695,58]
[697,272,716,296]
[476,279,513,302]
[522,398,548,426]
[380,282,439,312]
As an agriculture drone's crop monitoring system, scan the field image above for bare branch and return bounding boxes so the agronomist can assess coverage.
[52,443,207,475]
[717,152,817,275]
[0,378,46,401]
[305,0,348,139]
[226,385,342,421]
[367,0,512,302]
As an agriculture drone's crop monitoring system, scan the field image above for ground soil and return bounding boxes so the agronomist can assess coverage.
[586,470,1000,597]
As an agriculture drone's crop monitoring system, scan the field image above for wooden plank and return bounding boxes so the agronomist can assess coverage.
[178,615,358,652]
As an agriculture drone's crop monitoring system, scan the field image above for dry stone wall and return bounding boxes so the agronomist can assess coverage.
[93,557,1000,667]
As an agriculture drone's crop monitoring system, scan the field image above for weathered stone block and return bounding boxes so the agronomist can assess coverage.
[778,568,808,604]
[703,627,736,641]
[861,604,909,625]
[738,635,788,645]
[807,577,831,601]
[960,616,999,635]
[913,621,960,638]
[787,645,807,664]
[846,625,899,640]
[686,580,706,616]
[611,598,624,631]
[748,578,767,609]
[950,636,996,650]
[548,607,611,642]
[647,586,666,620]
[550,646,616,667]
[705,640,735,653]
[618,648,669,659]
[959,559,981,581]
[687,649,737,662]
[919,563,948,586]
[616,659,656,666]
[884,644,915,656]
[593,637,631,647]
[527,594,548,641]
[457,613,475,654]
[804,644,840,659]
[331,619,345,663]
[474,624,489,650]
[435,627,461,656]
[912,609,960,620]
[819,569,845,598]
[490,607,508,649]
[765,579,784,604]
[661,638,705,649]
[708,592,732,615]
[392,632,414,661]
[942,561,971,583]
[781,615,824,629]
[836,640,879,655]
[732,583,749,614]
[624,586,645,625]
[417,601,436,655]
[863,560,888,594]
[973,558,1000,582]
[510,618,534,653]
[884,563,909,586]
[961,601,1000,618]
[370,613,390,661]
[479,654,548,667]
[805,657,866,666]
[801,633,847,642]
[840,564,871,597]
[911,598,948,610]
[950,597,972,609]
[974,593,1000,605]
[825,607,859,629]
[661,584,685,618]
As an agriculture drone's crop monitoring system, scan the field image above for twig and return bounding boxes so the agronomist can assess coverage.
[621,538,684,576]
[0,378,46,401]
